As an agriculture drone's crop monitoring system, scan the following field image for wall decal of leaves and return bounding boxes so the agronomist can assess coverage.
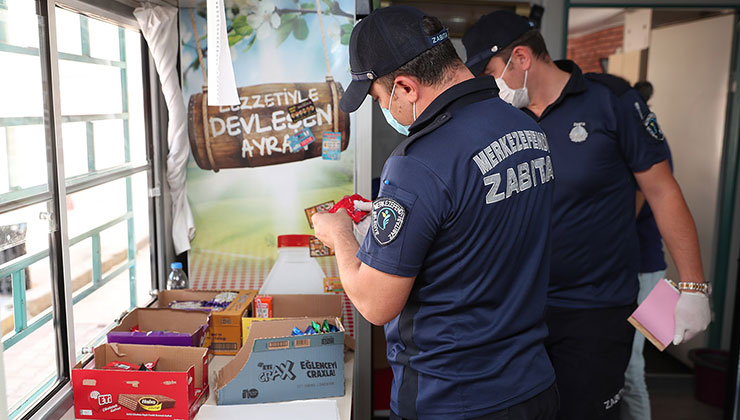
[183,0,354,76]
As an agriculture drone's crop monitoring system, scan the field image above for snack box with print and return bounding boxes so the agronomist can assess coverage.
[242,294,344,342]
[107,308,210,347]
[71,343,208,420]
[155,289,258,355]
[216,317,345,405]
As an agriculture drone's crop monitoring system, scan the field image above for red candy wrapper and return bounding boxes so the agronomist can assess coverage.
[100,359,158,371]
[141,358,158,371]
[329,194,371,223]
[101,361,140,371]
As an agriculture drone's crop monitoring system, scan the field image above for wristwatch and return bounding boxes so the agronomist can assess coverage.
[677,281,712,296]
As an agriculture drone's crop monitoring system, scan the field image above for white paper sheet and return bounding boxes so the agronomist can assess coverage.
[197,399,340,420]
[207,0,239,106]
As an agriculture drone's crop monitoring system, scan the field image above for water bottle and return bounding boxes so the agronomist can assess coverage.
[167,262,188,289]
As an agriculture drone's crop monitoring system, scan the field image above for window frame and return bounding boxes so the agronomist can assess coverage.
[0,1,165,418]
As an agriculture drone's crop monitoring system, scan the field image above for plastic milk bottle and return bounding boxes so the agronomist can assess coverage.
[259,235,326,294]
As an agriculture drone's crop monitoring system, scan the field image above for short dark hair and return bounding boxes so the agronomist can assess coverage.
[634,81,654,102]
[377,15,465,93]
[497,29,550,64]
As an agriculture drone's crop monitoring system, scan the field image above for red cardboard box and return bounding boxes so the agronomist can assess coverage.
[72,343,209,420]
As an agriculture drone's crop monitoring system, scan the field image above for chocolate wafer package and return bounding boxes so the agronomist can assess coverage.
[118,394,176,412]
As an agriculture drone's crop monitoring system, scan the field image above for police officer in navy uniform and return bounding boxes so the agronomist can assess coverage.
[313,6,558,420]
[463,11,711,420]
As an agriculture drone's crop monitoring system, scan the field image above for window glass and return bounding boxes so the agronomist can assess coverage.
[0,5,154,419]
[69,173,151,358]
[0,204,58,414]
[62,122,88,179]
[0,3,59,416]
[88,17,120,62]
[55,7,82,56]
[58,60,123,116]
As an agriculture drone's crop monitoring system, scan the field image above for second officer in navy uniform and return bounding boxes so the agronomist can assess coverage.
[463,10,711,420]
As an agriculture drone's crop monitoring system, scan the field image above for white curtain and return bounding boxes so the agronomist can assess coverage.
[133,3,195,254]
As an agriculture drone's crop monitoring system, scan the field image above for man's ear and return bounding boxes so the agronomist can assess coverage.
[511,45,533,71]
[393,75,420,103]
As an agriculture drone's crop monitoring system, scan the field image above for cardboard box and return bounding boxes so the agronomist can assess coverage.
[72,343,208,420]
[216,317,345,405]
[243,294,343,344]
[107,308,210,347]
[156,289,257,355]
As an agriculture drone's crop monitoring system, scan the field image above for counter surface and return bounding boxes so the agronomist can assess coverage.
[63,350,354,420]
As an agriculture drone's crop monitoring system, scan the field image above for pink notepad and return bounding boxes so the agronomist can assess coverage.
[627,279,680,351]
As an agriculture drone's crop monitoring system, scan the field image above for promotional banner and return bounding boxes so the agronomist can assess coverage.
[180,0,356,333]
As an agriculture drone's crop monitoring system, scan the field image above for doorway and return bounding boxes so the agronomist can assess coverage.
[567,7,737,420]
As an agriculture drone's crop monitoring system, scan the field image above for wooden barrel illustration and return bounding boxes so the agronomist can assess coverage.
[188,77,350,171]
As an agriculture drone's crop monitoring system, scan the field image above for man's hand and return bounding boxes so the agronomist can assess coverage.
[312,207,415,325]
[673,292,711,345]
[312,210,353,249]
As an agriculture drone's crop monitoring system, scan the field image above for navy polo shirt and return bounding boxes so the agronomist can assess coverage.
[522,61,669,308]
[637,144,672,273]
[637,203,667,273]
[358,77,556,419]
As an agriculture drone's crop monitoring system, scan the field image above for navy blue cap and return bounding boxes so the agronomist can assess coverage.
[462,11,534,76]
[340,6,450,113]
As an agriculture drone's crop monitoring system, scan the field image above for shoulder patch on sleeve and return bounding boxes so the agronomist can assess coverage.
[643,111,665,142]
[585,73,632,96]
[632,101,665,142]
[371,198,407,246]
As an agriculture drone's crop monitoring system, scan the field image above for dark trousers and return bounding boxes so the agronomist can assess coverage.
[390,383,559,420]
[545,304,636,420]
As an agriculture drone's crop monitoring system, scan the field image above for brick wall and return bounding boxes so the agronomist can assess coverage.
[567,26,624,73]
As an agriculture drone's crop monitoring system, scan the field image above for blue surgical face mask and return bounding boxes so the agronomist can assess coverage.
[381,83,416,136]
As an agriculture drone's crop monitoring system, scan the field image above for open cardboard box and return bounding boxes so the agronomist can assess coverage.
[71,343,208,420]
[216,317,345,405]
[107,308,210,347]
[155,289,257,355]
[242,294,343,343]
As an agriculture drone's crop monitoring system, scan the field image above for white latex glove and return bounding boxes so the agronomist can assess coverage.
[354,200,372,212]
[353,200,373,237]
[673,292,711,345]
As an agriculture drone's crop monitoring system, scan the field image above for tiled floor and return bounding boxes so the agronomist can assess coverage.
[645,344,726,419]
[649,374,725,420]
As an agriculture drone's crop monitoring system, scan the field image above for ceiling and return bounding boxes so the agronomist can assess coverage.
[568,7,732,38]
[568,7,624,37]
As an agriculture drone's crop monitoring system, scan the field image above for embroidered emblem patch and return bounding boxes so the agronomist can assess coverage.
[642,112,664,141]
[569,122,588,143]
[371,198,406,246]
[634,102,664,141]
